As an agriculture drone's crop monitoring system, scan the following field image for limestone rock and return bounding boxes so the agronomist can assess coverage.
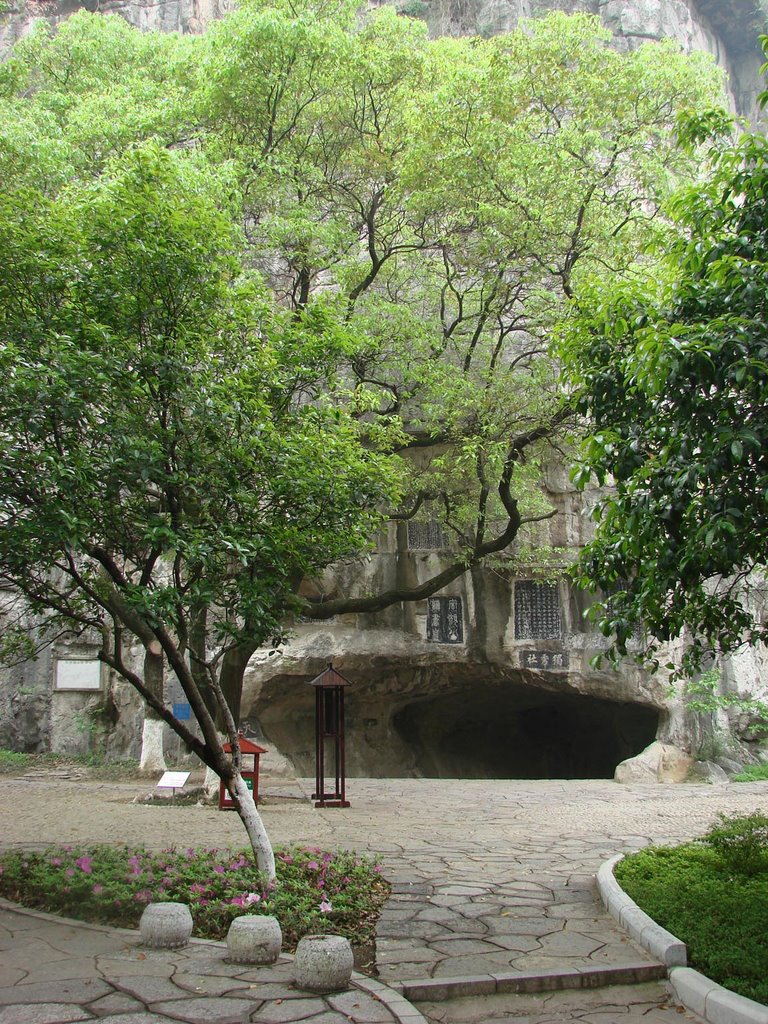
[687,760,729,784]
[614,741,693,784]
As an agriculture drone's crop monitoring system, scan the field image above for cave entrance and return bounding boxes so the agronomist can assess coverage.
[392,680,658,779]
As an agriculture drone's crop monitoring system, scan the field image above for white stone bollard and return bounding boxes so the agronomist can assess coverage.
[292,934,354,993]
[226,915,282,964]
[139,902,193,949]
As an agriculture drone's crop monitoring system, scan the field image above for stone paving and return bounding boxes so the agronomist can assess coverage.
[1,772,767,1023]
[0,904,419,1024]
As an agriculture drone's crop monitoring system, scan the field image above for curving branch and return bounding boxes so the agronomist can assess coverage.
[300,405,572,619]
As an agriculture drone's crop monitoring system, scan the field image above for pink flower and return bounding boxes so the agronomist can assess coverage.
[92,884,103,895]
[65,868,74,878]
[277,853,293,864]
[244,892,261,906]
[374,864,384,873]
[307,861,319,871]
[50,857,62,867]
[319,899,333,913]
[75,856,93,874]
[212,865,225,874]
[190,883,206,894]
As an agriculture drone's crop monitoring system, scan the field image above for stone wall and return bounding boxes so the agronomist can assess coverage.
[237,469,767,779]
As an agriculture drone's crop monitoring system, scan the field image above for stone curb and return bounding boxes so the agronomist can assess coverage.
[0,898,430,1024]
[596,854,686,967]
[669,968,768,1024]
[394,962,667,1003]
[598,857,768,1024]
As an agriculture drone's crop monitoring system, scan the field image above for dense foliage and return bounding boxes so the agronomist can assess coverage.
[0,843,388,951]
[615,814,768,1003]
[561,118,768,677]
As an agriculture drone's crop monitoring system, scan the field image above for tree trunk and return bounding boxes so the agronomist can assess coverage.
[138,646,167,774]
[228,768,276,880]
[139,715,167,773]
[220,643,255,727]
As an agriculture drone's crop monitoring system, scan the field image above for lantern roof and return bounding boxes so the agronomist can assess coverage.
[222,735,267,755]
[306,663,354,688]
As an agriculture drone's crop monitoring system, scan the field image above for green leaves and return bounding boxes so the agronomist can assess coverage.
[0,140,402,656]
[561,125,768,676]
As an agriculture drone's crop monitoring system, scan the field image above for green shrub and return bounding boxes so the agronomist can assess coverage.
[397,0,429,18]
[0,843,389,952]
[616,841,768,1003]
[732,763,768,783]
[704,812,768,876]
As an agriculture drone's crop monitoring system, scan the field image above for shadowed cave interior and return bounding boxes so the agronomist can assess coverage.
[391,683,659,779]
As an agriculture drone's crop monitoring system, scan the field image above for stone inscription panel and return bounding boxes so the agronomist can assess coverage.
[520,649,569,671]
[408,520,445,549]
[427,596,463,644]
[514,581,562,640]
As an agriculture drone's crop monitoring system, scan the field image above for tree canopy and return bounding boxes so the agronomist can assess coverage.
[0,8,726,605]
[0,2,729,857]
[560,111,768,678]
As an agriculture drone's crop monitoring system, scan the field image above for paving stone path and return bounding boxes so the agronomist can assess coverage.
[0,905,418,1024]
[1,773,767,1023]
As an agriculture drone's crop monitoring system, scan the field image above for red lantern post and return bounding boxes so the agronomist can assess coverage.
[307,663,352,808]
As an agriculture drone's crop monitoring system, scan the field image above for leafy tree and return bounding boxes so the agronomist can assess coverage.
[560,111,768,678]
[0,12,193,189]
[194,6,724,619]
[0,144,401,875]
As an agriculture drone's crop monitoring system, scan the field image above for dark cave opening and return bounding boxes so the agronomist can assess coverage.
[391,682,659,779]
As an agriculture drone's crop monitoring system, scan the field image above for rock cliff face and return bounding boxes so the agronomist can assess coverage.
[2,0,765,118]
[239,468,765,780]
[2,0,767,778]
[0,0,233,51]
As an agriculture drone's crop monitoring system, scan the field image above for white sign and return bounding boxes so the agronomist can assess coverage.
[54,659,101,691]
[157,771,190,790]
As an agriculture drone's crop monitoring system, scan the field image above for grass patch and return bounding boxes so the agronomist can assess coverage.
[732,763,768,783]
[0,844,389,959]
[0,749,31,774]
[0,750,143,779]
[616,834,768,1003]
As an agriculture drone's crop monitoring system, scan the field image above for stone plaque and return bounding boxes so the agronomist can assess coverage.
[427,596,463,644]
[514,581,562,640]
[520,649,569,671]
[408,520,445,549]
[54,659,101,691]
